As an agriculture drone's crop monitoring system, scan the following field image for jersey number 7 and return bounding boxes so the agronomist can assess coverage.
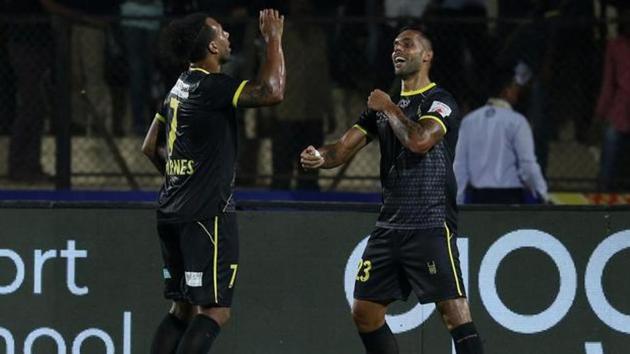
[167,97,180,157]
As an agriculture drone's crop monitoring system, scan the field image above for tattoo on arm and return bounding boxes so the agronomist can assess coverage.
[237,84,273,108]
[319,127,368,169]
[387,112,426,147]
[321,147,339,168]
[382,105,437,154]
[237,39,285,108]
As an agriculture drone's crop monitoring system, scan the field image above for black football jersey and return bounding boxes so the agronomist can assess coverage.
[355,83,460,230]
[155,68,248,222]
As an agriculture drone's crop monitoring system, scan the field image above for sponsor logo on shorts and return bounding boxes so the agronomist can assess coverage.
[427,261,437,275]
[185,272,203,287]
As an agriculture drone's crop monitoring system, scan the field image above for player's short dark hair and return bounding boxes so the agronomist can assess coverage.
[162,12,216,68]
[398,24,433,50]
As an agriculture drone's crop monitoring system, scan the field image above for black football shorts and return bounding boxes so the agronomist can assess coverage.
[354,224,466,304]
[157,212,239,307]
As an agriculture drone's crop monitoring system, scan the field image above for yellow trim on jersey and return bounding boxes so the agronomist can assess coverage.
[154,113,166,124]
[190,67,210,74]
[445,223,463,296]
[232,80,249,108]
[353,124,368,135]
[401,82,436,96]
[419,115,447,134]
[213,216,219,303]
[353,124,377,140]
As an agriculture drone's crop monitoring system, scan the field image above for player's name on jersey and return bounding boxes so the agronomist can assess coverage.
[166,159,195,176]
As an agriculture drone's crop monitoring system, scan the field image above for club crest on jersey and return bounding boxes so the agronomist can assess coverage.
[427,101,452,118]
[376,111,388,124]
[398,98,410,109]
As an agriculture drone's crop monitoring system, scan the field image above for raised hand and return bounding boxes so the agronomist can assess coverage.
[259,8,284,43]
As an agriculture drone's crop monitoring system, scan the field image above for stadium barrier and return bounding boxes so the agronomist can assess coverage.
[0,202,629,353]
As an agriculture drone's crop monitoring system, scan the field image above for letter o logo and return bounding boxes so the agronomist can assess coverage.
[585,230,630,334]
[478,230,577,334]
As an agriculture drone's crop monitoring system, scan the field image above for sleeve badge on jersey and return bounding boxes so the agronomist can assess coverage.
[428,101,452,118]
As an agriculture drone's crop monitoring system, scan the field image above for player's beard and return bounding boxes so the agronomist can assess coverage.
[395,62,422,79]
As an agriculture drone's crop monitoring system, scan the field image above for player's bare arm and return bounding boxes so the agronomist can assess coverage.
[237,9,286,108]
[300,127,368,170]
[141,118,167,175]
[368,89,444,154]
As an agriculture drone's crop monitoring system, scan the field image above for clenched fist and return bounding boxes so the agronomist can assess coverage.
[367,89,395,112]
[300,145,324,170]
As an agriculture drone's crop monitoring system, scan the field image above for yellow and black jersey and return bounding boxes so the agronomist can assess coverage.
[156,68,247,223]
[354,83,460,231]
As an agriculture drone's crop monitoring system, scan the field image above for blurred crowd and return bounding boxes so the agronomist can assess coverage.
[0,0,628,195]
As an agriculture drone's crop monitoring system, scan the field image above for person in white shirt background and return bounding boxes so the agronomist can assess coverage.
[454,62,549,204]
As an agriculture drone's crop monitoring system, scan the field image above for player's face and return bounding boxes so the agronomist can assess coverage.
[206,18,231,63]
[392,30,428,77]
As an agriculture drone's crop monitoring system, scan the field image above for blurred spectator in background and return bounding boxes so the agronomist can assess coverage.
[104,12,127,136]
[120,0,163,135]
[5,0,54,181]
[385,0,430,21]
[454,64,548,204]
[330,0,377,91]
[548,0,597,145]
[596,5,630,191]
[0,27,16,135]
[497,0,563,176]
[41,0,119,135]
[428,0,491,112]
[270,0,335,190]
[162,0,195,16]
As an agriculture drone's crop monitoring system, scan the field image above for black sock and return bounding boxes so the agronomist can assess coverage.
[358,323,399,354]
[175,314,221,354]
[450,322,484,354]
[150,313,188,354]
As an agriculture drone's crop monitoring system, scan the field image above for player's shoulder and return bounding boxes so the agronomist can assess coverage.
[426,86,457,104]
[422,85,459,119]
[425,86,458,110]
[198,72,238,90]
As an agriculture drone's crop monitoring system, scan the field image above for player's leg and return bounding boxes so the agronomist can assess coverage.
[175,213,239,353]
[175,306,229,354]
[352,299,398,354]
[353,228,406,354]
[151,222,191,354]
[150,301,193,354]
[400,226,483,354]
[437,298,483,354]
